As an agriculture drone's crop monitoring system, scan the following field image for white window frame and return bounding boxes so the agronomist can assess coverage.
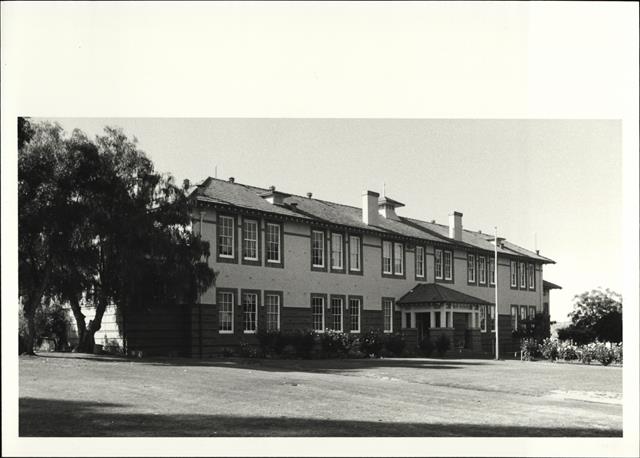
[415,246,425,278]
[478,256,486,285]
[218,215,234,258]
[520,305,528,324]
[382,241,393,274]
[510,260,518,287]
[242,219,258,261]
[265,294,280,331]
[480,305,487,332]
[349,298,361,333]
[383,298,394,333]
[349,235,361,272]
[468,254,476,283]
[528,263,535,290]
[265,223,281,263]
[242,292,258,334]
[311,296,325,332]
[529,305,536,321]
[511,305,518,330]
[435,249,443,279]
[443,250,453,280]
[311,230,325,268]
[393,242,404,275]
[330,297,343,332]
[218,291,234,334]
[519,261,526,288]
[489,258,496,285]
[331,233,344,269]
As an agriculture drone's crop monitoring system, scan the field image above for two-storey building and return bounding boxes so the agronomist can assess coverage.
[187,177,556,357]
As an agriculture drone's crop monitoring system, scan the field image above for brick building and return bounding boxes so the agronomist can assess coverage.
[183,177,558,357]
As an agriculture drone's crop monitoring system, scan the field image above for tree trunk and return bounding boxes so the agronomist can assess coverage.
[76,293,109,353]
[68,294,87,351]
[22,303,37,355]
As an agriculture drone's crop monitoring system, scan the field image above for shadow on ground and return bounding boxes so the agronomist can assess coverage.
[19,397,622,437]
[32,352,491,373]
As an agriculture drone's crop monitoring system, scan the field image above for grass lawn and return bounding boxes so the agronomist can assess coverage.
[19,352,622,437]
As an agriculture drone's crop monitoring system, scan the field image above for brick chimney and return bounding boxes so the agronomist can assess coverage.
[362,190,380,225]
[449,211,463,240]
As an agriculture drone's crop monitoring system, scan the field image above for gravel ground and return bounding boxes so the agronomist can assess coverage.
[19,352,622,437]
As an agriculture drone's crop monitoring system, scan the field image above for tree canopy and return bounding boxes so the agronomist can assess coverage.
[558,288,622,344]
[18,118,215,354]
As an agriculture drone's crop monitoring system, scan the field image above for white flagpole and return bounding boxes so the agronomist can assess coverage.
[494,226,500,360]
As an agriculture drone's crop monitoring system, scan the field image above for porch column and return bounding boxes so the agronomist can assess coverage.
[430,310,435,329]
[448,304,454,328]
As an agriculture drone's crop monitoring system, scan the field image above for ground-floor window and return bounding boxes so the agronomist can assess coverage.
[330,297,343,332]
[265,294,280,331]
[218,291,234,333]
[311,296,325,332]
[383,298,394,333]
[349,297,361,333]
[511,305,518,330]
[529,306,536,329]
[243,292,258,333]
[489,305,495,332]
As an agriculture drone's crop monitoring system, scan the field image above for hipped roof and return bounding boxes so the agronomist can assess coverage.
[191,177,555,264]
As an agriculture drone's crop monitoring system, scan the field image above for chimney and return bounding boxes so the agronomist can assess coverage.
[449,211,463,240]
[362,190,380,225]
[228,177,235,183]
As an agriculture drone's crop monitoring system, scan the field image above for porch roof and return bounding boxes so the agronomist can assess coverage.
[396,283,492,306]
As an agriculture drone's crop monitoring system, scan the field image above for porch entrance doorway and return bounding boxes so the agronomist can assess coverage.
[453,312,470,349]
[415,312,430,345]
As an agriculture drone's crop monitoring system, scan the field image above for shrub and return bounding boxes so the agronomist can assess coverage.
[384,333,406,357]
[419,337,434,357]
[575,342,595,364]
[238,340,259,358]
[612,343,623,364]
[434,334,451,357]
[290,329,316,359]
[320,330,353,357]
[360,329,384,358]
[594,343,615,366]
[520,338,539,361]
[539,338,559,361]
[256,330,289,356]
[557,325,595,345]
[557,341,578,361]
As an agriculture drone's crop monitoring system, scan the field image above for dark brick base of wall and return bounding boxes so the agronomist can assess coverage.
[480,314,522,357]
[189,304,398,357]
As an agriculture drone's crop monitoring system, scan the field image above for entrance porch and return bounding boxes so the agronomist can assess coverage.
[396,283,492,354]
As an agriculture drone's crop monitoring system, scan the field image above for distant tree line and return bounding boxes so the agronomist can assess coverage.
[18,118,215,355]
[557,288,622,344]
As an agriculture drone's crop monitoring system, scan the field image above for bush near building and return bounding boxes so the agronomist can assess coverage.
[520,337,622,366]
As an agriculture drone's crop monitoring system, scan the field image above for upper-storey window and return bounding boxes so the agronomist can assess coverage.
[415,246,425,278]
[528,263,535,290]
[331,233,344,269]
[218,215,235,258]
[311,230,325,268]
[266,223,281,263]
[519,261,526,288]
[243,219,258,261]
[393,242,404,275]
[488,258,496,285]
[510,260,518,287]
[435,249,443,279]
[467,254,476,283]
[382,241,393,274]
[349,235,361,272]
[443,250,453,280]
[478,256,487,285]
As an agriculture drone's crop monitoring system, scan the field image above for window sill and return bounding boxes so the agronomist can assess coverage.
[243,331,257,334]
[219,330,234,334]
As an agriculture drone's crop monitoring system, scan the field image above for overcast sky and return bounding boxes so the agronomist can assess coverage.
[39,117,622,321]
